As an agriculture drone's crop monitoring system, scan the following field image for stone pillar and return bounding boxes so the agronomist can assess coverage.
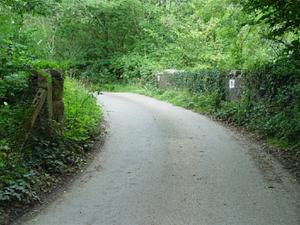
[47,69,64,124]
[17,69,64,150]
[226,70,242,101]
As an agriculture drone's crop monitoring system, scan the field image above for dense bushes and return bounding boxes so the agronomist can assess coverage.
[243,62,300,150]
[64,78,102,143]
[0,77,102,224]
[0,1,103,216]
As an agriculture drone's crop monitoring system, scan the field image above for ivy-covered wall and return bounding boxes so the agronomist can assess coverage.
[156,61,300,152]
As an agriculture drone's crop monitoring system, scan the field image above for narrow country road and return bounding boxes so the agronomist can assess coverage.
[17,93,299,225]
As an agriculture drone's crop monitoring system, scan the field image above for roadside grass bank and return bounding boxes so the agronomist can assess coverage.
[0,77,103,225]
[97,82,300,181]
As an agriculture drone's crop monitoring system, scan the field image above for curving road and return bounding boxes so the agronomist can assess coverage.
[17,93,299,225]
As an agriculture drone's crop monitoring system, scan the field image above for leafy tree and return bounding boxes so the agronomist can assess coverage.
[1,0,60,16]
[241,0,300,61]
[241,0,300,36]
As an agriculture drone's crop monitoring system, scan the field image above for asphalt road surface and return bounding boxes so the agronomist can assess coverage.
[18,93,300,225]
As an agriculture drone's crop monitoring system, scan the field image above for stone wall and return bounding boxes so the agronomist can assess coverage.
[155,69,243,102]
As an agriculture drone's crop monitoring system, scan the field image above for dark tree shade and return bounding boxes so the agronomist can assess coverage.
[241,0,300,36]
[0,0,61,15]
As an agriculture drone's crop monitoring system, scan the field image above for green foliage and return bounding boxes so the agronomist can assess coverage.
[0,1,103,209]
[0,73,29,104]
[1,0,60,16]
[156,90,218,113]
[0,78,101,205]
[240,0,300,66]
[241,0,300,36]
[64,78,102,143]
[45,0,162,82]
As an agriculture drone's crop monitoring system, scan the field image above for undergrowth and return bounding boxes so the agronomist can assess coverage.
[0,77,102,224]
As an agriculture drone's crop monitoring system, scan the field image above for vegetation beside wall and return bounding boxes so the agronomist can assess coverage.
[0,76,102,224]
[1,2,103,223]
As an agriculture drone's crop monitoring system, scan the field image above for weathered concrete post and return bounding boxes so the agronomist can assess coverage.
[226,70,242,101]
